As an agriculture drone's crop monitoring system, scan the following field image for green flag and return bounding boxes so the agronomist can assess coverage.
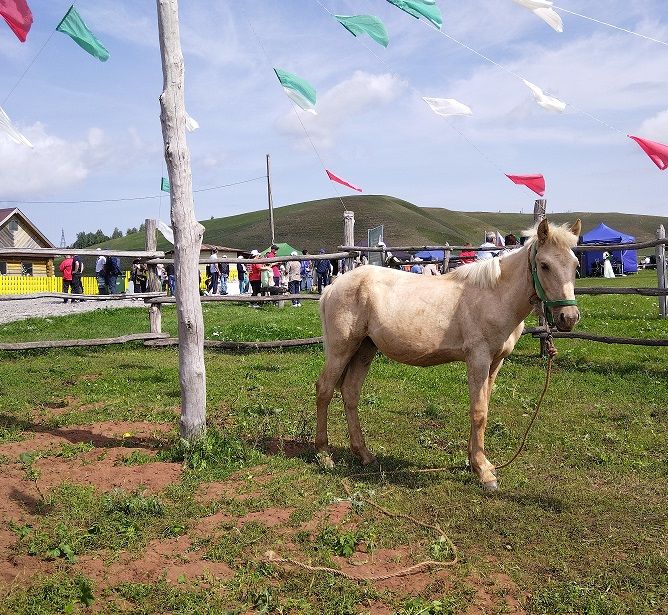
[161,177,170,193]
[56,5,109,62]
[274,68,317,114]
[386,0,442,30]
[335,15,389,47]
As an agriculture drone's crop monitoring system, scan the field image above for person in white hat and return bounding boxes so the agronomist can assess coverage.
[95,247,108,295]
[287,251,302,306]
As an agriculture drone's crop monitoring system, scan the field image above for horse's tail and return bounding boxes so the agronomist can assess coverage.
[318,284,334,353]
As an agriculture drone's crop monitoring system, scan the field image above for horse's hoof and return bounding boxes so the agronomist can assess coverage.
[359,453,377,466]
[316,451,335,470]
[483,480,499,492]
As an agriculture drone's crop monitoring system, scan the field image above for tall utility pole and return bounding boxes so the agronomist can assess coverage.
[60,229,66,248]
[156,0,207,442]
[266,154,275,244]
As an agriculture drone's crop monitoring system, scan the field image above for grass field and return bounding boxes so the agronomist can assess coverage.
[0,271,666,614]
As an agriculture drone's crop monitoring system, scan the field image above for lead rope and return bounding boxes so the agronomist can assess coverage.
[263,332,556,582]
[263,478,458,581]
[496,330,556,470]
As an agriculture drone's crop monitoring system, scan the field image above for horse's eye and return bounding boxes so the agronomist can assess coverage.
[540,263,550,271]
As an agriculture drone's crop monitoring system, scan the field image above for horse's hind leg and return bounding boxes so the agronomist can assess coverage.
[340,337,377,465]
[315,347,358,459]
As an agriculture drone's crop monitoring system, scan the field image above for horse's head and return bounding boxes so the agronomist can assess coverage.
[531,219,581,332]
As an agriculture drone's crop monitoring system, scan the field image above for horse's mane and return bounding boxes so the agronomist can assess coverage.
[522,223,579,250]
[449,223,578,290]
[448,257,502,289]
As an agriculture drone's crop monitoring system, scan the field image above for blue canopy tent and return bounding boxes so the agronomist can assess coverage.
[415,249,444,262]
[581,223,638,275]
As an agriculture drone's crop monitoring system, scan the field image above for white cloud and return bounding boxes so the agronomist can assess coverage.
[277,71,407,148]
[0,123,151,198]
[638,108,668,141]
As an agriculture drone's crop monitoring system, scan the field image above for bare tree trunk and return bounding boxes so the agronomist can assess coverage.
[156,0,207,442]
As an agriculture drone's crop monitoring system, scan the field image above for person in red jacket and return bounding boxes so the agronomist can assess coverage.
[59,255,74,303]
[459,243,476,265]
[248,250,263,307]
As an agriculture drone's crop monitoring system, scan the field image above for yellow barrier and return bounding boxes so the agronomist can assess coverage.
[0,276,110,295]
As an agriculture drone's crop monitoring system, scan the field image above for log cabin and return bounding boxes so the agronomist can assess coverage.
[0,208,56,277]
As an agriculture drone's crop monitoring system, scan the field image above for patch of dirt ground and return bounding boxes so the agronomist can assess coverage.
[0,423,527,612]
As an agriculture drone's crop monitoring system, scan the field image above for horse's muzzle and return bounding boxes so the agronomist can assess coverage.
[555,307,580,332]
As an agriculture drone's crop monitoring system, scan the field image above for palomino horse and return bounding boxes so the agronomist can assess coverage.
[316,219,581,490]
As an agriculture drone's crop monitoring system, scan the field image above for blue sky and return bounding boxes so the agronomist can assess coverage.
[1,0,667,245]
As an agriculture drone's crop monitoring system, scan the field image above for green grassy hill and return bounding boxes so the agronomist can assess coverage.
[95,195,667,252]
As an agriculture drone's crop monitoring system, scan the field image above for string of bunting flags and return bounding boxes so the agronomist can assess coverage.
[0,0,667,202]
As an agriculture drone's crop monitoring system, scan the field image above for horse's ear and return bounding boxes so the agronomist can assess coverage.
[570,219,582,238]
[537,219,549,243]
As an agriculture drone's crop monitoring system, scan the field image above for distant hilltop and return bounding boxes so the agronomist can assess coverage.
[93,194,667,253]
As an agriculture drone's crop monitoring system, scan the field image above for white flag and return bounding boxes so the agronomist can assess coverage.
[523,79,566,113]
[0,106,33,148]
[512,0,563,33]
[185,113,199,132]
[423,97,473,117]
[157,220,174,244]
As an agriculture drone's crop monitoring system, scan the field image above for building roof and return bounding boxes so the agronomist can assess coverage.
[0,207,56,248]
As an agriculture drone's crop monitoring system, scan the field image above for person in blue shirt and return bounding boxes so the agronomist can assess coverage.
[315,249,331,293]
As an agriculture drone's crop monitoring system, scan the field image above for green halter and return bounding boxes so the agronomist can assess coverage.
[529,242,578,327]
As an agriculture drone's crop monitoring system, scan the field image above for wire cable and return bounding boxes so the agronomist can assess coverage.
[239,3,350,210]
[555,5,668,47]
[0,175,266,205]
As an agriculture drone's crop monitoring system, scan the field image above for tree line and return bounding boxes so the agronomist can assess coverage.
[70,223,146,248]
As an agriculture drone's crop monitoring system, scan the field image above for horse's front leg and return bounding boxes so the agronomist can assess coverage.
[466,355,497,490]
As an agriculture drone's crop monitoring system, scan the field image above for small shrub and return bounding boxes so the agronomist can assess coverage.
[160,427,258,478]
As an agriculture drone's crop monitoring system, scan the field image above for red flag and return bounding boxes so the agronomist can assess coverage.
[628,135,668,171]
[326,169,362,192]
[0,0,33,42]
[505,174,545,196]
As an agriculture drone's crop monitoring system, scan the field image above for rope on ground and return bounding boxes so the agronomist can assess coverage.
[263,477,458,582]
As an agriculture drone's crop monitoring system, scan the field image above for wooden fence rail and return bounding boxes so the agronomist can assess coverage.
[523,328,668,347]
[0,227,666,351]
[0,333,169,351]
[575,288,668,296]
[0,292,164,302]
[339,238,668,253]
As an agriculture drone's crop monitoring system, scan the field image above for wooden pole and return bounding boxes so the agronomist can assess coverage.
[657,225,667,318]
[145,219,161,293]
[267,154,275,245]
[534,199,548,356]
[343,211,355,273]
[156,0,207,442]
[443,242,451,274]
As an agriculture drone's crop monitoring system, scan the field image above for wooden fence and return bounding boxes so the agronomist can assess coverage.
[0,231,666,351]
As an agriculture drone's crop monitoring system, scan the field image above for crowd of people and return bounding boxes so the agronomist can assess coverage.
[57,231,524,303]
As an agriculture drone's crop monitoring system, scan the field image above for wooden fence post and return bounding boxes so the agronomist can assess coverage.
[657,225,667,318]
[344,211,355,272]
[149,303,162,334]
[145,219,161,293]
[157,0,207,443]
[534,199,549,356]
[443,242,451,274]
